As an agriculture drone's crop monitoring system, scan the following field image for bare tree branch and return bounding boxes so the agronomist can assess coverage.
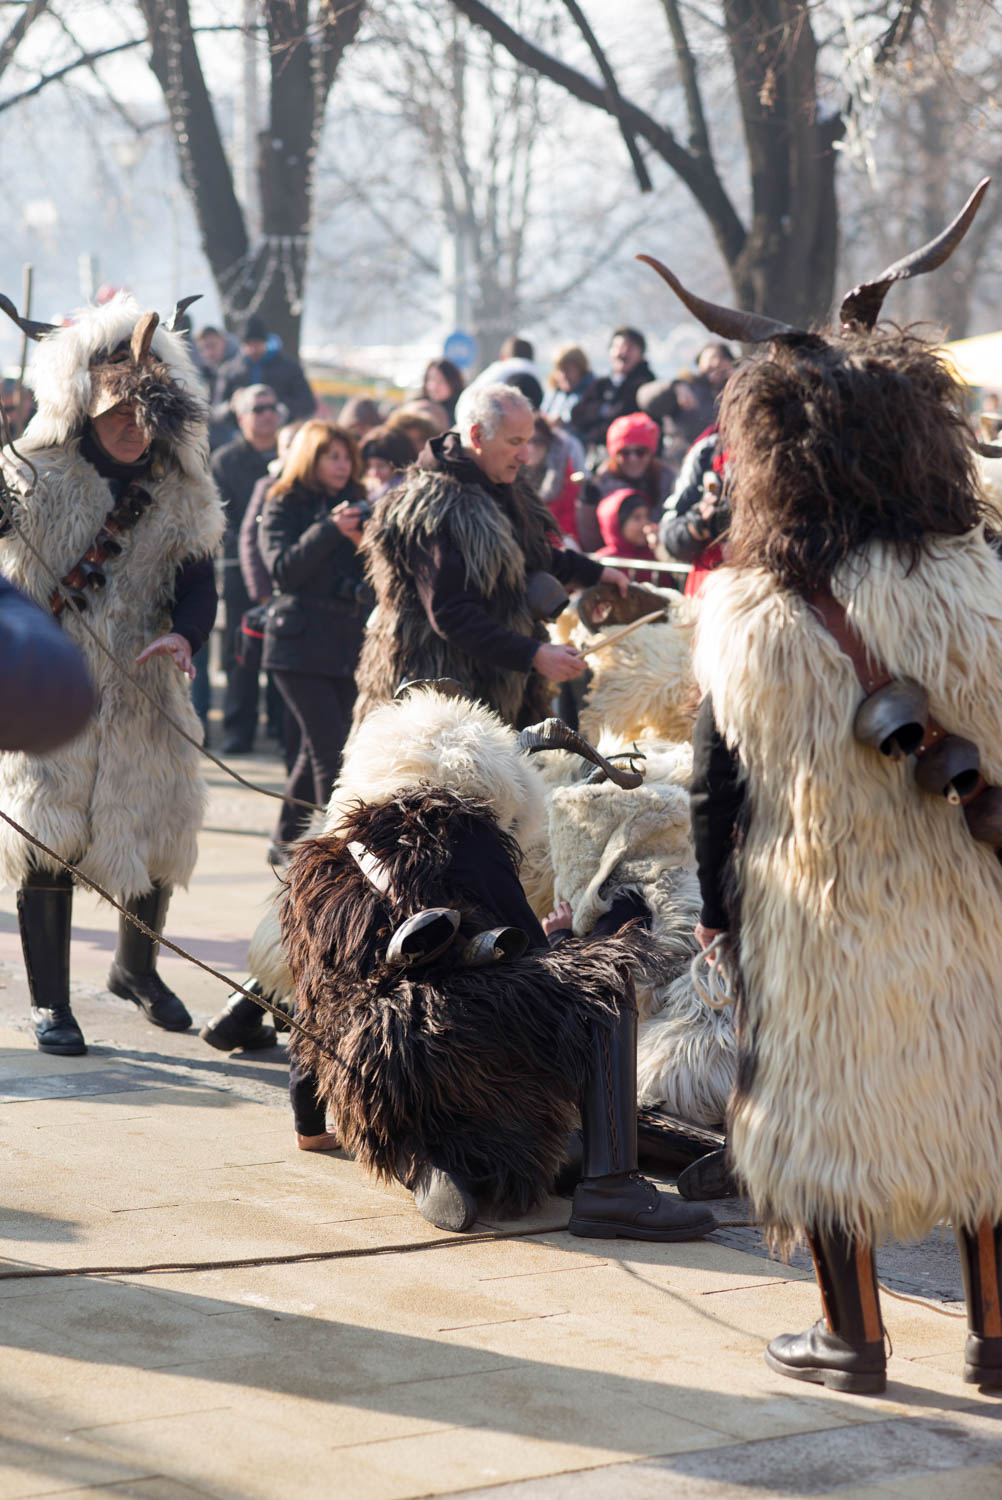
[0,0,46,84]
[448,0,746,270]
[658,0,711,158]
[559,0,652,192]
[0,38,145,113]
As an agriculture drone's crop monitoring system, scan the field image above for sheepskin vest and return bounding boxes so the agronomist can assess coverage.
[694,533,1002,1248]
[353,468,554,728]
[0,439,224,899]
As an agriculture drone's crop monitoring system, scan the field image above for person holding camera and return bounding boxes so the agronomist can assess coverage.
[659,428,730,596]
[258,420,370,856]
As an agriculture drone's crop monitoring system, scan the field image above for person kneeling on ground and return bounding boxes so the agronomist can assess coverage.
[281,683,717,1240]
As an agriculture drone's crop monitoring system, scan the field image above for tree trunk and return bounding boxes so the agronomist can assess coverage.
[723,0,844,325]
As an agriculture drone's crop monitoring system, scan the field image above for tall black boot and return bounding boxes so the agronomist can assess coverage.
[200,981,278,1052]
[107,884,191,1031]
[18,871,85,1056]
[956,1219,1002,1390]
[765,1227,887,1394]
[568,994,717,1241]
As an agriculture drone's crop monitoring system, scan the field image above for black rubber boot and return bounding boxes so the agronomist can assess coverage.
[765,1228,887,1394]
[956,1219,1002,1391]
[569,996,717,1242]
[200,983,278,1052]
[107,885,192,1031]
[18,872,86,1056]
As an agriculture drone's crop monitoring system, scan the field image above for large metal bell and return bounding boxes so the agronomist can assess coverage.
[963,786,1002,846]
[914,735,981,803]
[853,678,928,759]
[386,908,460,968]
[461,926,529,968]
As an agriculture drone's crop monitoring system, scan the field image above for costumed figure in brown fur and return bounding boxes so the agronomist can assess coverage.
[351,383,629,733]
[281,682,717,1239]
[641,179,1002,1396]
[0,291,223,1056]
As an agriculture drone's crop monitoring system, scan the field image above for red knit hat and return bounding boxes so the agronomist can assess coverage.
[606,411,659,455]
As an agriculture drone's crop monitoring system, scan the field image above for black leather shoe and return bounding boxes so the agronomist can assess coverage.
[200,992,277,1052]
[107,963,192,1031]
[32,1005,86,1056]
[765,1320,887,1394]
[964,1333,1002,1390]
[412,1162,477,1232]
[569,1171,717,1241]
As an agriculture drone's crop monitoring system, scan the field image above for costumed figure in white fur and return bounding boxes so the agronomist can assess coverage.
[538,580,737,1160]
[0,292,224,1055]
[642,179,1002,1396]
[279,682,718,1240]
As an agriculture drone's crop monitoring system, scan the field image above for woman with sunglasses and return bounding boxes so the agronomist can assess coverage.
[575,412,675,553]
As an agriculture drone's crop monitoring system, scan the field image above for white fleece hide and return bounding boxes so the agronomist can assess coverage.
[547,740,736,1124]
[695,537,1002,1243]
[240,692,550,1011]
[563,596,698,745]
[0,307,222,898]
[977,455,1002,523]
[325,689,545,848]
[246,896,295,1006]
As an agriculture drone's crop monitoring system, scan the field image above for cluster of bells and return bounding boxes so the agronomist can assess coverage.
[855,680,1002,845]
[49,484,153,617]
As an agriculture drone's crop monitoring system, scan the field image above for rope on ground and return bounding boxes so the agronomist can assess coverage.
[0,804,338,1057]
[0,409,322,815]
[0,1222,574,1280]
[878,1281,967,1319]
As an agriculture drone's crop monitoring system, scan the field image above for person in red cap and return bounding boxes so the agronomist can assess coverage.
[576,411,674,552]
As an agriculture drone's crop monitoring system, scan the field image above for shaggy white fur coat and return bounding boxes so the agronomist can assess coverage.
[695,536,1002,1244]
[546,740,735,1126]
[0,296,224,898]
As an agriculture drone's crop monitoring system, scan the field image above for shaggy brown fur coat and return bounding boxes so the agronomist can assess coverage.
[352,468,557,729]
[283,790,653,1214]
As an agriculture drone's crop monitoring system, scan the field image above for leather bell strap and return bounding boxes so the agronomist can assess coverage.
[807,589,993,821]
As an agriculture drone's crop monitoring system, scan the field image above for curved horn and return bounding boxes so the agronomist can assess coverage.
[840,177,990,330]
[0,293,57,341]
[976,439,1002,460]
[130,311,159,364]
[518,717,645,789]
[166,294,202,332]
[636,255,795,343]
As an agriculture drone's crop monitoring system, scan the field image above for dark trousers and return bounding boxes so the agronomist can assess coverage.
[222,567,260,748]
[271,670,357,846]
[289,1046,328,1135]
[190,644,211,732]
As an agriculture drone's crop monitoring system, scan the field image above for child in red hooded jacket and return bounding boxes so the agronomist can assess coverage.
[594,488,659,584]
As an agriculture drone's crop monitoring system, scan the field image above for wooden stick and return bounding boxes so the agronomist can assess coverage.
[14,263,32,412]
[577,608,667,657]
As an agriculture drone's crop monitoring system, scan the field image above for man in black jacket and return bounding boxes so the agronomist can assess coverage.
[210,385,280,753]
[352,384,629,728]
[574,327,656,452]
[212,316,315,440]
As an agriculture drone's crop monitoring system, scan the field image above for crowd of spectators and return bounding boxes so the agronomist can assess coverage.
[182,309,742,784]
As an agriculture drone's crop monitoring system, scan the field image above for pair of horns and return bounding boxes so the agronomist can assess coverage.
[0,292,202,343]
[638,177,990,342]
[518,717,645,789]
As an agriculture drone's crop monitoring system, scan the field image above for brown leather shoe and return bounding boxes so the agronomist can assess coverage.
[568,1171,717,1241]
[765,1320,886,1394]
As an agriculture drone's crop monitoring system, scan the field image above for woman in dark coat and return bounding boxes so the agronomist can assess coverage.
[258,420,369,852]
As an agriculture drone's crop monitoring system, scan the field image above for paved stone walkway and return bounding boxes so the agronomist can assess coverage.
[0,751,999,1499]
